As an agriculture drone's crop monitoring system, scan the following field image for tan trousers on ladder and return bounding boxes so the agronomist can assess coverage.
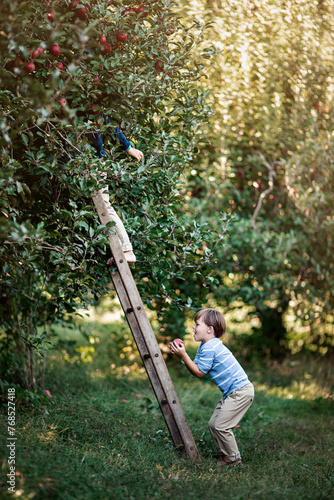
[208,382,254,461]
[100,187,133,252]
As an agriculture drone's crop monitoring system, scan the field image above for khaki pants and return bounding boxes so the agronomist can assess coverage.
[208,382,254,461]
[100,187,133,253]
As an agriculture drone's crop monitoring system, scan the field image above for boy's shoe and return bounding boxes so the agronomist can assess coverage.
[217,458,242,467]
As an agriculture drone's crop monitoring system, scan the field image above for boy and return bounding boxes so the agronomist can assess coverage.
[169,308,254,466]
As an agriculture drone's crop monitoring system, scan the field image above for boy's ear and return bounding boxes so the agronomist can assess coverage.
[207,325,214,334]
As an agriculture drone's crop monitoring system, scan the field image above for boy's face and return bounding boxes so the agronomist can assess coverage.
[193,317,213,343]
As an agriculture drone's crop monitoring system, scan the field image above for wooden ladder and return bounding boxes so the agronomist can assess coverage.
[92,191,200,461]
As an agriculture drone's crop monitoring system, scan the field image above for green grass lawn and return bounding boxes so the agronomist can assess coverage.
[1,330,333,499]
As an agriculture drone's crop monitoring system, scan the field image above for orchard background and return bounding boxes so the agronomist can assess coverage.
[0,1,334,498]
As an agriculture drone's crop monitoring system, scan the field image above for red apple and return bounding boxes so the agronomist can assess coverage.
[93,76,99,82]
[121,7,136,16]
[69,0,79,10]
[174,338,184,347]
[4,60,16,72]
[47,12,54,22]
[116,33,127,42]
[25,62,35,73]
[100,43,111,55]
[98,35,107,44]
[32,47,44,58]
[56,61,63,70]
[154,60,164,72]
[166,26,175,36]
[89,104,100,115]
[50,45,61,56]
[75,7,88,20]
[136,6,148,17]
[59,97,66,108]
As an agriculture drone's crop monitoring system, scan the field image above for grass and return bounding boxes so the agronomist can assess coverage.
[0,326,333,500]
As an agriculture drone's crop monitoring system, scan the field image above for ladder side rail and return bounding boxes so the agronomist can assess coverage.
[92,192,200,461]
[110,271,184,449]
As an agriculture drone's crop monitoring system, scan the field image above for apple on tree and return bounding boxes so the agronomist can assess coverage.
[154,60,164,72]
[74,7,89,21]
[50,45,61,56]
[136,6,148,17]
[69,1,79,10]
[100,43,111,55]
[25,62,35,73]
[32,47,44,58]
[58,97,66,108]
[89,104,101,115]
[116,33,127,43]
[166,26,175,36]
[121,7,136,16]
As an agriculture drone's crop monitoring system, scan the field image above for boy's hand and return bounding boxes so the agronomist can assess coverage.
[169,340,186,358]
[127,147,144,161]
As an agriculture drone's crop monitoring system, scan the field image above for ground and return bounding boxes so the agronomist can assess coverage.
[0,329,333,499]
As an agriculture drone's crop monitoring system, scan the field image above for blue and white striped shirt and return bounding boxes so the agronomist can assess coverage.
[194,338,250,399]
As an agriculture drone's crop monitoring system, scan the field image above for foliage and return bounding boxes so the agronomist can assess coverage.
[0,0,223,386]
[175,0,334,355]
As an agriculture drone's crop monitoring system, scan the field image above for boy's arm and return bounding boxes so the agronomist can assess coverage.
[169,341,206,379]
[104,115,144,161]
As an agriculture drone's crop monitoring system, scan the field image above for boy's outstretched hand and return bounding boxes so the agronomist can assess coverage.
[169,340,186,357]
[127,147,144,161]
[169,340,206,379]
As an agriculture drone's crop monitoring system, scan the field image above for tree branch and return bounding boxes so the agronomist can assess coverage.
[251,153,276,223]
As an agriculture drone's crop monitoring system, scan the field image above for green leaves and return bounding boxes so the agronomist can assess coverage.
[0,0,221,386]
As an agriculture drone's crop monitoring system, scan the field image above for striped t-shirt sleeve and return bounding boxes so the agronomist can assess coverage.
[194,344,215,374]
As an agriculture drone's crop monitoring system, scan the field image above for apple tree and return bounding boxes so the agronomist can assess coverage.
[175,0,334,357]
[0,0,221,388]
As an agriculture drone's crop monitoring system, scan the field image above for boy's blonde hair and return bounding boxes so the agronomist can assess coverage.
[194,308,226,338]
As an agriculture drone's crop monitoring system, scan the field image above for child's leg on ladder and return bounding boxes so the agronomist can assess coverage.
[100,187,136,263]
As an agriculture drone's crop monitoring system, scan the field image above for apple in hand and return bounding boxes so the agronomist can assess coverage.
[173,339,184,347]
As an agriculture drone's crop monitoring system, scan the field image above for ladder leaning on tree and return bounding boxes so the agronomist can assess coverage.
[92,190,200,462]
